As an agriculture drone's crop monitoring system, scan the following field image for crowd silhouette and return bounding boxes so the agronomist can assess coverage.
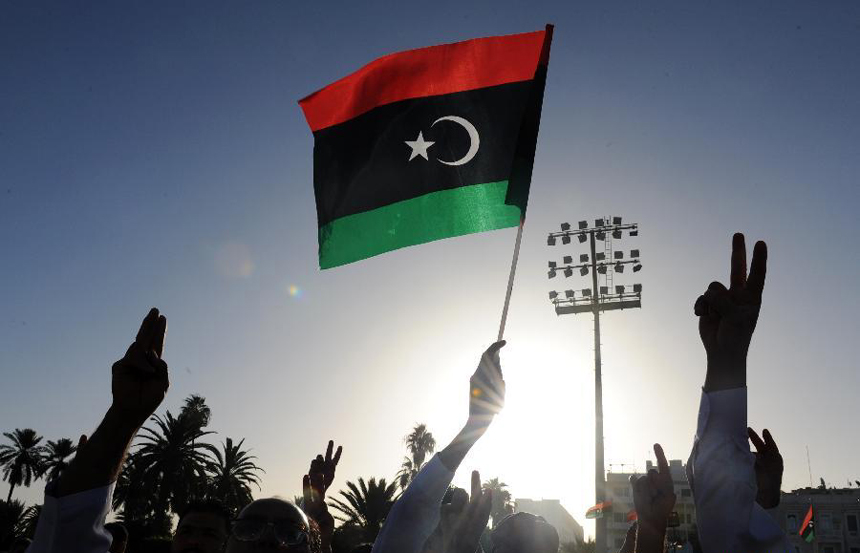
[3,233,790,553]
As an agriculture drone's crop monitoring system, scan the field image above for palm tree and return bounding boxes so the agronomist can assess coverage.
[180,394,212,429]
[132,411,216,529]
[18,504,41,539]
[0,429,46,502]
[329,477,398,542]
[207,438,263,515]
[397,424,435,490]
[0,499,26,548]
[42,438,77,481]
[482,477,512,527]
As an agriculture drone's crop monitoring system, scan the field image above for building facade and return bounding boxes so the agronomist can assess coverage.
[514,498,584,546]
[773,487,860,553]
[605,458,698,551]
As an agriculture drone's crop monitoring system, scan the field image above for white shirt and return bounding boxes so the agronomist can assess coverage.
[686,388,791,553]
[27,480,114,553]
[372,454,454,553]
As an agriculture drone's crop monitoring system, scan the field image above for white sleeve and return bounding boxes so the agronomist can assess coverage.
[26,481,114,553]
[371,455,454,553]
[686,388,790,553]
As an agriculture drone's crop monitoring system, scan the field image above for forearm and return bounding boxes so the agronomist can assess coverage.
[438,420,487,473]
[703,356,746,392]
[56,407,142,497]
[635,523,666,553]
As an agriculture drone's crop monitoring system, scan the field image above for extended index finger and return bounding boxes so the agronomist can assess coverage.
[654,443,670,475]
[471,470,481,501]
[135,308,159,346]
[730,233,748,291]
[325,440,334,463]
[747,427,766,452]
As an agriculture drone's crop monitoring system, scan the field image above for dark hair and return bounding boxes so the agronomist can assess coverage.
[104,522,129,541]
[177,499,232,533]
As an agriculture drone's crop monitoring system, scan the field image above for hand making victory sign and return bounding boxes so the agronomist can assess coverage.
[630,444,676,553]
[303,440,343,553]
[694,233,767,391]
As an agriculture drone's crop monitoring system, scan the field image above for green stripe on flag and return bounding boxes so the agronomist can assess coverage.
[319,180,521,269]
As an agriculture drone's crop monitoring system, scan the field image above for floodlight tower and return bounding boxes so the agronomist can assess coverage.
[546,217,642,553]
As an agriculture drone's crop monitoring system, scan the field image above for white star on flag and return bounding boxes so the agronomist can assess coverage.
[405,131,435,161]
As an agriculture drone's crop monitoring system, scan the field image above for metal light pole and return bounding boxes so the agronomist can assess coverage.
[547,217,643,553]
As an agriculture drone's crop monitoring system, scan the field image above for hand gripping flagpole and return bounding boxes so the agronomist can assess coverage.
[497,216,525,341]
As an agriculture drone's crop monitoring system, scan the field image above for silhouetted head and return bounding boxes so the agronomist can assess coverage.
[105,522,129,553]
[490,512,559,553]
[172,499,231,553]
[226,498,320,553]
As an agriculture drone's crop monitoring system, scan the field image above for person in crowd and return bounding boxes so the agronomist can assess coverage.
[226,497,321,553]
[172,499,231,553]
[489,512,558,553]
[688,233,790,553]
[28,307,170,553]
[103,523,127,553]
[421,471,493,553]
[371,341,506,553]
[627,444,676,553]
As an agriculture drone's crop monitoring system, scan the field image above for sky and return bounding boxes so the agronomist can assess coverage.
[2,0,859,540]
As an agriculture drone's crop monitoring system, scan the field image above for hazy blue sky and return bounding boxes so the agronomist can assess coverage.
[2,0,859,539]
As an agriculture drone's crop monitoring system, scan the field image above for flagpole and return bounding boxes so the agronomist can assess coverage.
[497,217,525,341]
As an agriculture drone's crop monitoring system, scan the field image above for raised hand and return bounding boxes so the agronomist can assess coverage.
[469,341,506,426]
[748,428,783,509]
[439,471,493,553]
[303,441,341,553]
[630,444,676,552]
[694,233,767,391]
[110,308,169,425]
[308,440,343,494]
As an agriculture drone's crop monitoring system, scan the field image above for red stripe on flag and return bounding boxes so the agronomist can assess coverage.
[299,27,551,132]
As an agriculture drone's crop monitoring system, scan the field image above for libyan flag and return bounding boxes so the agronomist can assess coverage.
[800,504,815,542]
[299,26,553,269]
[585,501,612,519]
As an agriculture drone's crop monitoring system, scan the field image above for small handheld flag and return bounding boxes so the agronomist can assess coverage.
[300,26,553,269]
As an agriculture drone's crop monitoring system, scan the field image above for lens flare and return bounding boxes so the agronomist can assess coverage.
[288,284,303,298]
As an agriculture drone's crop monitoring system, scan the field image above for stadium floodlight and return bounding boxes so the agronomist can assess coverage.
[548,236,556,246]
[564,268,574,277]
[578,234,587,243]
[599,286,609,295]
[561,222,571,231]
[549,291,558,300]
[562,235,571,245]
[596,252,606,261]
[596,231,606,241]
[614,251,623,259]
[615,262,624,273]
[597,265,607,274]
[615,285,625,294]
[612,230,622,240]
[633,284,642,293]
[582,288,592,296]
[563,255,573,264]
[613,216,622,225]
[595,218,605,227]
[580,266,589,276]
[549,261,557,268]
[548,269,557,278]
[580,254,589,263]
[629,230,639,237]
[633,264,642,272]
[578,220,588,229]
[565,290,575,299]
[630,249,640,258]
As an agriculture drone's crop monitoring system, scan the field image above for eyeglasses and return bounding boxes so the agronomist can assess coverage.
[231,519,309,546]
